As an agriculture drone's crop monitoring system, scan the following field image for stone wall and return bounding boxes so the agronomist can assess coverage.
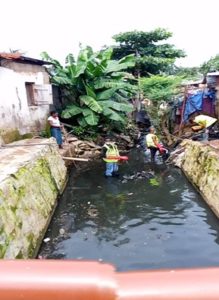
[180,140,219,217]
[0,139,67,258]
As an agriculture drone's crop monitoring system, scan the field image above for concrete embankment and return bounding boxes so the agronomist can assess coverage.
[0,138,67,258]
[173,140,219,218]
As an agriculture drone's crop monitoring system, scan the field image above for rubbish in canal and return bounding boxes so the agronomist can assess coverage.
[87,208,98,217]
[43,237,50,243]
[113,237,130,247]
[170,189,179,193]
[59,228,65,235]
[149,178,160,186]
[121,170,155,182]
[38,149,219,272]
[83,234,88,241]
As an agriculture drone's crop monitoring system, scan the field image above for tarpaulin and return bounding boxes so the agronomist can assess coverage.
[183,90,216,122]
[183,91,203,122]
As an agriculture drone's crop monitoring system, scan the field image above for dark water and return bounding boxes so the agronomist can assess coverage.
[39,150,219,271]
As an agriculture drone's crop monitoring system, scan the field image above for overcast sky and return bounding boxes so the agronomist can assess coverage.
[1,0,218,67]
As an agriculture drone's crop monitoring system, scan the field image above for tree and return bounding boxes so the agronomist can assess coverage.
[200,54,219,75]
[112,28,186,77]
[168,66,201,80]
[41,47,136,131]
[140,75,182,103]
[140,75,183,145]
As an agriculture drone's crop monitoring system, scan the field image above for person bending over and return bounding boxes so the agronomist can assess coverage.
[102,137,120,177]
[146,127,159,162]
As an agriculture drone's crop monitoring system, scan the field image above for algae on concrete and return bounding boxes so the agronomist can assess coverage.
[0,139,67,258]
[181,140,219,218]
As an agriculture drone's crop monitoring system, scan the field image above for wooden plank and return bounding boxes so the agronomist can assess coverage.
[62,157,89,162]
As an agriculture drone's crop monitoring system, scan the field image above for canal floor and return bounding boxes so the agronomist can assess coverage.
[39,150,219,271]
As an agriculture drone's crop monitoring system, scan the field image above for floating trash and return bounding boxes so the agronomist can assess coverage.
[87,208,98,217]
[170,189,179,194]
[59,228,65,235]
[43,237,50,243]
[149,178,159,186]
[122,171,155,183]
[113,238,130,247]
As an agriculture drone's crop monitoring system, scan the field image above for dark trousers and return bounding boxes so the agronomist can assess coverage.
[51,127,62,146]
[148,147,158,162]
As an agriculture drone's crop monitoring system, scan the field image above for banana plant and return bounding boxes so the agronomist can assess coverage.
[42,46,137,129]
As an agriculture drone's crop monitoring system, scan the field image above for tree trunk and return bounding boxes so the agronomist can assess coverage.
[161,116,174,146]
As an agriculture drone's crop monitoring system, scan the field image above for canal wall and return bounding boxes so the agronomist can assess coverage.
[0,138,67,258]
[179,140,219,218]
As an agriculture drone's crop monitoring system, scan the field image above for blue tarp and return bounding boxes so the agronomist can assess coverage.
[183,90,216,122]
[183,91,203,122]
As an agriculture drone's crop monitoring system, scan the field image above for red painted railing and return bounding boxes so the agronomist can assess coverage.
[0,260,219,299]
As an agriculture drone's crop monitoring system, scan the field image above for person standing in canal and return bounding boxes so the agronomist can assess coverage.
[102,137,120,177]
[146,127,160,162]
[48,111,63,149]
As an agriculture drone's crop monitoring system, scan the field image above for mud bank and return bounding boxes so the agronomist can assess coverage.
[0,138,67,258]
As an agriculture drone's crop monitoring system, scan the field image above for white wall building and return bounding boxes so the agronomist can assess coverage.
[0,53,53,143]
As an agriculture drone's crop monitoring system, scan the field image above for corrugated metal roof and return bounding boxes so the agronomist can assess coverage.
[181,79,204,86]
[0,52,52,65]
[0,52,21,59]
[207,71,219,76]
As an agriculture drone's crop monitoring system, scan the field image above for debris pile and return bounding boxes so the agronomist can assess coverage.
[61,137,102,160]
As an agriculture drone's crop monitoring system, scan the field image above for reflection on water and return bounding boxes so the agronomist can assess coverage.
[39,150,219,271]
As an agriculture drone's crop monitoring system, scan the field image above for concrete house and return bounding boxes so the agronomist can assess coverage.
[0,53,53,143]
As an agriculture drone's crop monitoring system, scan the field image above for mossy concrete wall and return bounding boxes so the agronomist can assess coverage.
[0,138,67,258]
[181,140,219,217]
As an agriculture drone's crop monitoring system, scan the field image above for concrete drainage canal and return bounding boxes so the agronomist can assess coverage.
[39,149,219,271]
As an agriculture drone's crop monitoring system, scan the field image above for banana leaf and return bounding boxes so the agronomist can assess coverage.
[102,107,126,123]
[82,108,99,126]
[80,95,102,113]
[98,100,133,112]
[62,105,83,118]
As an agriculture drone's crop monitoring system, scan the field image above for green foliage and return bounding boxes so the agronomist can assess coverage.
[200,54,219,75]
[82,108,100,126]
[112,28,186,76]
[140,75,182,103]
[79,95,102,113]
[169,66,201,80]
[42,47,136,131]
[68,126,85,137]
[61,105,82,118]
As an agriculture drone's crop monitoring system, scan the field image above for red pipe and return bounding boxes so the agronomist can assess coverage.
[0,261,116,300]
[117,268,219,300]
[1,260,219,300]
